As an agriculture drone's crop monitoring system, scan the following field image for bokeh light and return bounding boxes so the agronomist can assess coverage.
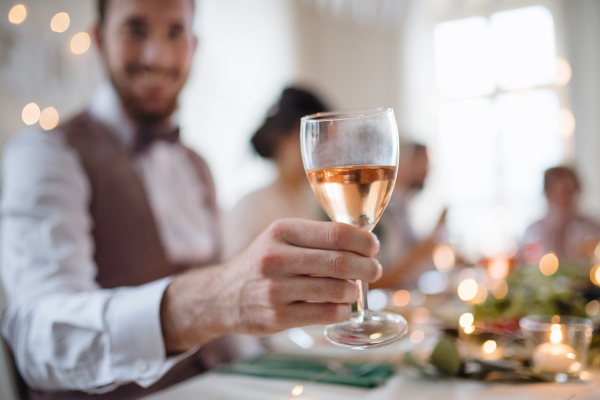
[594,242,600,262]
[393,290,410,307]
[433,243,455,272]
[39,107,59,130]
[492,280,508,299]
[586,300,599,316]
[555,57,572,86]
[539,253,559,276]
[471,284,488,304]
[367,289,388,311]
[412,307,430,324]
[9,4,26,24]
[22,103,40,125]
[410,330,424,344]
[591,265,600,286]
[464,325,475,334]
[559,108,576,138]
[51,12,70,33]
[458,278,478,301]
[418,270,448,294]
[482,340,497,354]
[488,256,509,279]
[459,312,474,327]
[70,32,91,54]
[291,385,303,396]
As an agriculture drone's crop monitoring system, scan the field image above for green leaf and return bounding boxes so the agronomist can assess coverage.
[430,337,461,376]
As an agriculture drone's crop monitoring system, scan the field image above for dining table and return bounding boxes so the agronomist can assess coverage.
[143,367,600,400]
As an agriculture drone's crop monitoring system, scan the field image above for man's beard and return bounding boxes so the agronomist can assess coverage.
[109,70,179,126]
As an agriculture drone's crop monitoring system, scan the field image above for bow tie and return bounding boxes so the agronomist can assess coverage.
[134,125,180,153]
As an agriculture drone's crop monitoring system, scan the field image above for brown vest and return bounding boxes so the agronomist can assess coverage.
[27,112,222,400]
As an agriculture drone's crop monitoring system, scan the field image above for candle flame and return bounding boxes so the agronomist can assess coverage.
[550,326,562,344]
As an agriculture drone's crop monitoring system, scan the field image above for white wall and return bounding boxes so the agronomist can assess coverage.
[564,0,600,219]
[180,0,298,210]
[0,0,102,167]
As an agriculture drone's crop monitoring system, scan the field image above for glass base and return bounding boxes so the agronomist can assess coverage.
[325,311,408,349]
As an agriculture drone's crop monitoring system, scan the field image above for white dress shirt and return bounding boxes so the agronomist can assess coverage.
[0,84,217,393]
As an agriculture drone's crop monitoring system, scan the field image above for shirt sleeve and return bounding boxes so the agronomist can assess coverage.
[0,129,188,393]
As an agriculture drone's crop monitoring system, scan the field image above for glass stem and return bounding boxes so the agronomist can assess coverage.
[356,280,371,322]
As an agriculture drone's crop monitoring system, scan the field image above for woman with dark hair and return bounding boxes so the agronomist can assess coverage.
[224,87,329,257]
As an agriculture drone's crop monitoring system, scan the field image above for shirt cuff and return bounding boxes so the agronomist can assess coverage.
[107,276,194,387]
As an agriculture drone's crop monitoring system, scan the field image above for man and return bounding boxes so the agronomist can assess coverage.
[521,166,600,262]
[0,1,382,398]
[372,141,445,289]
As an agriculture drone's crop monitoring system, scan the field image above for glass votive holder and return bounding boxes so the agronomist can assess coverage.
[520,315,593,382]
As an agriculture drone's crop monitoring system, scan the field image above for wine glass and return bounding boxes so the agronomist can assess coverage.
[300,108,408,349]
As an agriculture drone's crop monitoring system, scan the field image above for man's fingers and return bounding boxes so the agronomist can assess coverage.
[279,247,382,282]
[276,302,352,328]
[273,276,359,304]
[267,219,379,257]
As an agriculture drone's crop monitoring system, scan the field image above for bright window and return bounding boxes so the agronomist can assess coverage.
[433,6,566,258]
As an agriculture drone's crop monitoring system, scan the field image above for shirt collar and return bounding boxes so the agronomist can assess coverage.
[87,82,179,151]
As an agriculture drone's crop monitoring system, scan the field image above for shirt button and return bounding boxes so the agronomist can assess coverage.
[136,359,149,373]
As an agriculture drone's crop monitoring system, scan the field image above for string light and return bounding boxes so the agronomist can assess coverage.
[459,313,474,328]
[539,253,559,276]
[559,108,576,138]
[410,330,424,344]
[71,32,91,54]
[488,256,509,279]
[8,4,26,24]
[40,107,59,130]
[482,340,497,354]
[471,284,488,304]
[433,243,455,272]
[412,307,430,324]
[591,265,600,286]
[458,279,478,301]
[555,57,572,86]
[51,12,70,33]
[22,103,40,125]
[586,300,599,316]
[393,290,410,307]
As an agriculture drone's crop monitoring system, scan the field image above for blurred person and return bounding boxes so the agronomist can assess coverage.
[521,166,600,261]
[371,141,446,289]
[0,1,382,399]
[224,87,328,258]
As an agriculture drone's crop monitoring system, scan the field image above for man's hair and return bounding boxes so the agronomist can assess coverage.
[98,0,108,25]
[544,166,580,194]
[98,0,196,25]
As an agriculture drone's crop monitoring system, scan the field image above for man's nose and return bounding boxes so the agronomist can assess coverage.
[140,36,174,69]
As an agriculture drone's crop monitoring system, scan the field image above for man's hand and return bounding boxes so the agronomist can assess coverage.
[160,219,381,353]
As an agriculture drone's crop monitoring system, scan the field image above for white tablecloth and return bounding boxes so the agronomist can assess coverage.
[143,371,599,400]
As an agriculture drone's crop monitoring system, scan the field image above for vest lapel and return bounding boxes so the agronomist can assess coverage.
[59,111,177,288]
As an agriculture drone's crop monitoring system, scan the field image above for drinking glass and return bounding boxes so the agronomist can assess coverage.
[300,108,408,349]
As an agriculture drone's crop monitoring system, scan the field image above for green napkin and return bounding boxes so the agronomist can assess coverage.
[216,354,394,388]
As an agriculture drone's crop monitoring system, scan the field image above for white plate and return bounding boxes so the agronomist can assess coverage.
[265,325,407,363]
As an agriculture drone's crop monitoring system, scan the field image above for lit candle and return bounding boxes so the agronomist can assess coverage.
[532,325,578,373]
